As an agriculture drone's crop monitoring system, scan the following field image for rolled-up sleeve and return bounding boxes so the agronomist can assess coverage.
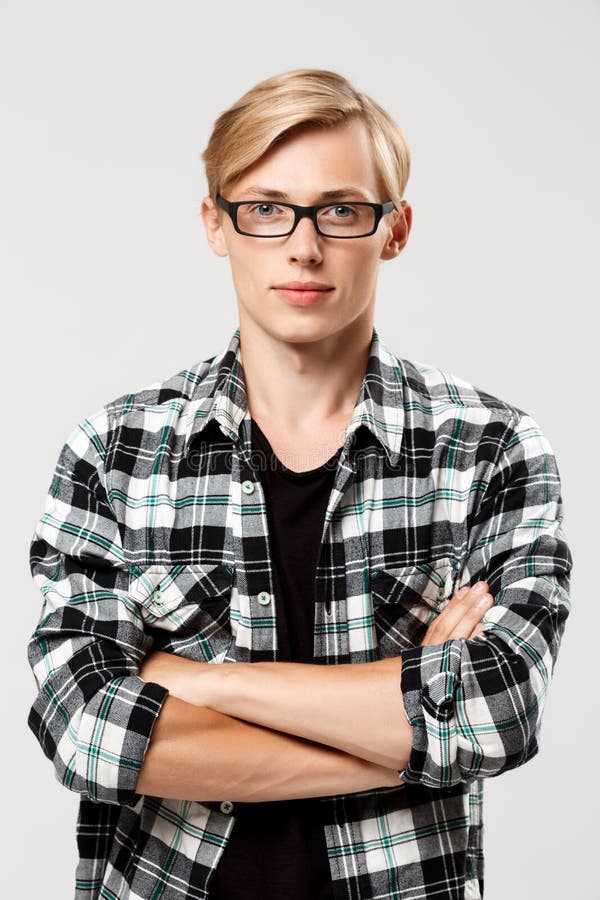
[26,407,170,806]
[398,411,573,789]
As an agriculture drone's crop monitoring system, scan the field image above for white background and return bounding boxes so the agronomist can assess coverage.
[2,1,597,897]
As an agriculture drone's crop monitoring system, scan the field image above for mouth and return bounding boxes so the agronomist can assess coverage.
[272,281,335,307]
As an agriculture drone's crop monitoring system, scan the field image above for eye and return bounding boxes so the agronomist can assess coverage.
[325,204,358,219]
[249,203,280,217]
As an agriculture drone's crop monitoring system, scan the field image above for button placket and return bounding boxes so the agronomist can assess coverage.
[239,461,278,643]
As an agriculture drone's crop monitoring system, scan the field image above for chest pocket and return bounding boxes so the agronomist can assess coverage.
[370,556,457,656]
[129,562,235,663]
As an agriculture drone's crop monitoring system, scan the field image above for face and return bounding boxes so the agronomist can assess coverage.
[201,118,412,345]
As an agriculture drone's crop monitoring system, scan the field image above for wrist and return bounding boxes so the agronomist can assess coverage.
[204,661,240,711]
[138,650,230,709]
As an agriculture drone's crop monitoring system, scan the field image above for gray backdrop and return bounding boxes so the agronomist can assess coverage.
[2,1,597,897]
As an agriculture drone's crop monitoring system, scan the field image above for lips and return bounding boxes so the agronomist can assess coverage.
[272,281,335,307]
[273,281,334,291]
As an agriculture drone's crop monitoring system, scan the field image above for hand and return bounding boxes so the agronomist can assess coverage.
[421,581,494,646]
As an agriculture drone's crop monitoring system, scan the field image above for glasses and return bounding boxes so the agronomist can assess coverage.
[216,194,396,239]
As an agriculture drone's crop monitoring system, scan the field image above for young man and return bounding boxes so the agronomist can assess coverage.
[27,69,572,900]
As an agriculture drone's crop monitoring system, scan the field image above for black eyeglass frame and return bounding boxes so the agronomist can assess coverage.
[216,193,396,239]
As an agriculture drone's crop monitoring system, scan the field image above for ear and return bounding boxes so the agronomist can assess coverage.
[201,195,229,258]
[379,200,412,261]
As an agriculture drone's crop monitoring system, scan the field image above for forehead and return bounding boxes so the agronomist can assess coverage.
[231,118,384,201]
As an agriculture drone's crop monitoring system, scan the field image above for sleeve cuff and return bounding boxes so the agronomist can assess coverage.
[399,642,464,788]
[75,675,170,806]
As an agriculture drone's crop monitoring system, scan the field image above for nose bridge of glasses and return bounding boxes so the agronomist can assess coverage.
[276,203,319,237]
[286,203,322,237]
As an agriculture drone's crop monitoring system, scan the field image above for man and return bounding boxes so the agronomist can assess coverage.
[27,69,572,900]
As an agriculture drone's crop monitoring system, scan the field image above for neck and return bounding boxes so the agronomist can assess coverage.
[237,311,373,436]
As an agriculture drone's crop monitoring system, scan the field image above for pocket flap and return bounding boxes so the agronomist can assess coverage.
[129,562,234,619]
[370,557,456,609]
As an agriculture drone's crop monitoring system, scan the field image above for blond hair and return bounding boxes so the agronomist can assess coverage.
[201,69,410,211]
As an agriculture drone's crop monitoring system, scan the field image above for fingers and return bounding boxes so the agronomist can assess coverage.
[421,581,494,645]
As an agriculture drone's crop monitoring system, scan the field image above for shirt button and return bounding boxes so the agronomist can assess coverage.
[257,591,272,606]
[220,800,234,814]
[155,589,162,601]
[241,480,255,494]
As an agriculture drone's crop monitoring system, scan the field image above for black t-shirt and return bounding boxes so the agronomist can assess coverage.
[208,418,342,900]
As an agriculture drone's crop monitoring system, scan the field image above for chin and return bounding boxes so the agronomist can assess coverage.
[269,314,350,346]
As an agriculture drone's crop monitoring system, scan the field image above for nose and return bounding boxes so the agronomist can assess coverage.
[286,213,323,266]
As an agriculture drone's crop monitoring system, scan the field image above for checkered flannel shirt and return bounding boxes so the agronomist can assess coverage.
[26,325,572,900]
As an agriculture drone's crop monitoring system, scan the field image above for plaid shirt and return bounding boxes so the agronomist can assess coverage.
[27,325,572,900]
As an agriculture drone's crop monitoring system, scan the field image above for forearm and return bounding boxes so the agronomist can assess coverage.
[136,692,400,802]
[139,652,413,770]
[213,658,413,769]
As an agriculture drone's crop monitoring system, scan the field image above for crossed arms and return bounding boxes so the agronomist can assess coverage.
[135,582,495,801]
[27,406,572,806]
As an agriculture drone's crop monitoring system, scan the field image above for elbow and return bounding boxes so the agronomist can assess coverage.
[27,688,102,803]
[400,648,548,789]
[27,671,169,807]
[455,651,548,781]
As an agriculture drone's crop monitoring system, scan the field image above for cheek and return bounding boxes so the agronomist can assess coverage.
[227,249,263,285]
[227,249,279,303]
[340,247,382,285]
[237,245,274,274]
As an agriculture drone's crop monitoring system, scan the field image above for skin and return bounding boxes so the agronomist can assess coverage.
[138,583,493,787]
[200,117,412,470]
[136,119,493,800]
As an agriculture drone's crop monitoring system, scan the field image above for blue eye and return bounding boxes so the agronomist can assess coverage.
[249,203,281,217]
[322,204,358,219]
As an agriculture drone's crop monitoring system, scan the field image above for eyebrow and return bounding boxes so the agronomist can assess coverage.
[239,186,372,202]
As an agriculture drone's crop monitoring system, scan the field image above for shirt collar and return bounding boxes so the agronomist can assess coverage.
[182,325,405,467]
